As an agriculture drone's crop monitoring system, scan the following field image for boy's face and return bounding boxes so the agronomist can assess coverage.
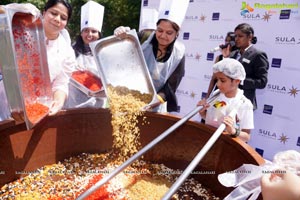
[215,72,240,97]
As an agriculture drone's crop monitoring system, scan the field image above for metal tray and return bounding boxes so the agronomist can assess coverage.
[0,7,52,129]
[90,29,156,105]
[70,70,105,98]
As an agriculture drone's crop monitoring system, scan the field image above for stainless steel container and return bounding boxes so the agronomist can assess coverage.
[70,70,105,98]
[90,30,156,105]
[0,5,52,129]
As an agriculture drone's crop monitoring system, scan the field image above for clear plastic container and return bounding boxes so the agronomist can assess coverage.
[0,6,52,129]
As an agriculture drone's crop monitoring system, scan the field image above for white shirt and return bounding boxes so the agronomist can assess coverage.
[46,32,76,96]
[205,89,254,130]
[76,54,99,75]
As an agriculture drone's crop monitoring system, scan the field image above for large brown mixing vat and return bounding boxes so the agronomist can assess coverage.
[0,108,264,198]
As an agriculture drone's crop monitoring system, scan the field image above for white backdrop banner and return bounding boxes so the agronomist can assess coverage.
[140,0,300,160]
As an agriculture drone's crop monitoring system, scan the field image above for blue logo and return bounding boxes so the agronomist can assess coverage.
[183,32,190,40]
[207,53,214,61]
[279,9,291,19]
[255,148,264,157]
[271,58,282,68]
[177,106,181,112]
[201,92,207,99]
[142,0,148,7]
[263,104,273,115]
[212,13,220,21]
[297,137,300,147]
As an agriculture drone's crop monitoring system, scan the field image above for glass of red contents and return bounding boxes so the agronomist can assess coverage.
[0,9,52,129]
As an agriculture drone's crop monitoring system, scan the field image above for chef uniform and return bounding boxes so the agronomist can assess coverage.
[65,1,107,109]
[77,1,104,75]
[138,8,158,44]
[142,0,189,113]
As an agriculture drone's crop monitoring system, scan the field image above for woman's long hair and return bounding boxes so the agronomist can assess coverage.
[72,32,102,57]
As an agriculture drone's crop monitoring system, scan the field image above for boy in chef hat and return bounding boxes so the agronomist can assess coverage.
[197,58,254,143]
[66,0,106,109]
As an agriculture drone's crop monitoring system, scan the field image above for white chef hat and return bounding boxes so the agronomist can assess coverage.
[80,0,104,32]
[213,58,246,84]
[139,8,159,32]
[157,0,189,28]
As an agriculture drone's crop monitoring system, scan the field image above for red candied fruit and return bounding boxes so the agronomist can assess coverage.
[72,71,103,92]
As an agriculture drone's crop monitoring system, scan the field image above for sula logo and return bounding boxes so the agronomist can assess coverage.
[240,2,254,16]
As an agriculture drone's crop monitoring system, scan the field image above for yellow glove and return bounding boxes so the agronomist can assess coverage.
[156,94,165,103]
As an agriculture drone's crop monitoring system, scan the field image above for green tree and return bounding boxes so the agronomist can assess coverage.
[1,0,45,11]
[76,0,141,38]
[2,0,141,41]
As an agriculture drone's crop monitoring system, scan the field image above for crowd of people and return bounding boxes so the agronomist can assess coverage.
[0,1,299,199]
[0,0,268,125]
